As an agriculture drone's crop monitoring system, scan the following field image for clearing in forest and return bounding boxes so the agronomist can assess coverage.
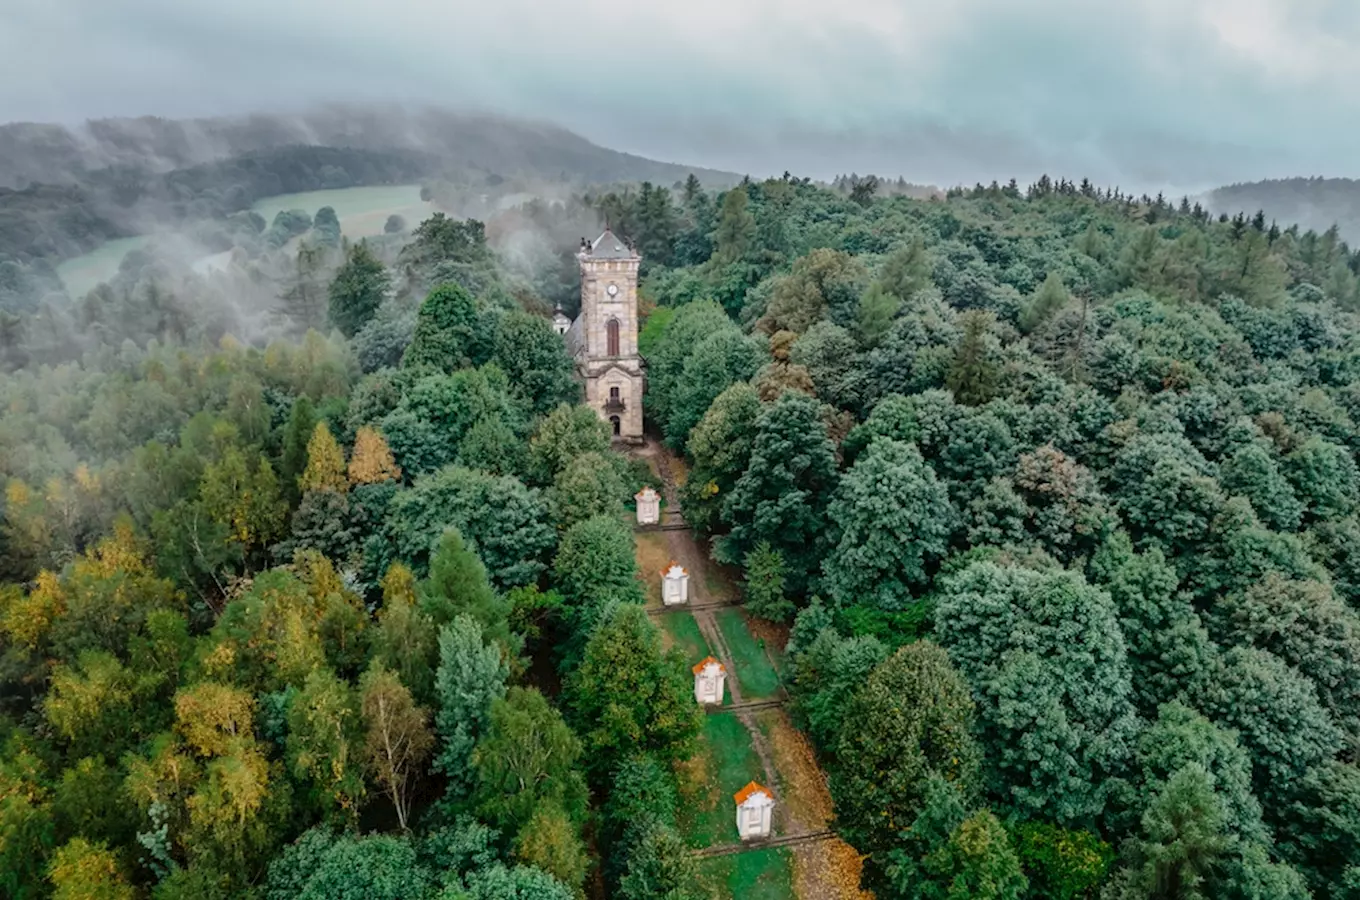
[633,528,671,607]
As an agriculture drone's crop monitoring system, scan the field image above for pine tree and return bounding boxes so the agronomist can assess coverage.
[878,234,931,301]
[1019,271,1070,334]
[279,241,328,332]
[946,311,1000,405]
[854,283,901,349]
[281,396,317,504]
[711,187,756,265]
[742,542,793,622]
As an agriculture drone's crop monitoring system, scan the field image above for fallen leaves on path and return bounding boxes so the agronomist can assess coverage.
[792,837,875,900]
[760,709,834,828]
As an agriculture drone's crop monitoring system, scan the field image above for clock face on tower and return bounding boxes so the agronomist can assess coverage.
[606,283,618,297]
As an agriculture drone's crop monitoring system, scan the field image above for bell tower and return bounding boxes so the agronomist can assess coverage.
[570,230,645,442]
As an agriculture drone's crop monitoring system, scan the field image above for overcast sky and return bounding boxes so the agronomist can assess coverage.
[4,0,1359,191]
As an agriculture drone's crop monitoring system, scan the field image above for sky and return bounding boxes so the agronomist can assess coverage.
[4,0,1360,192]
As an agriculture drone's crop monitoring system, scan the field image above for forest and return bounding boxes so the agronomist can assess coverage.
[1209,177,1360,245]
[6,164,1360,900]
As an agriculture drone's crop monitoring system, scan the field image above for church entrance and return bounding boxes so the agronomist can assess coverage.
[610,415,621,436]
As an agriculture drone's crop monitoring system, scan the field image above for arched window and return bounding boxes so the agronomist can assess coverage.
[606,318,620,357]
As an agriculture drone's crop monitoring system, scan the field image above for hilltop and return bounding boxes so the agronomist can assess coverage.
[0,105,739,190]
[1206,176,1360,243]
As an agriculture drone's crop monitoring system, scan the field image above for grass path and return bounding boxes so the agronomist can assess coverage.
[632,437,872,899]
[698,848,795,900]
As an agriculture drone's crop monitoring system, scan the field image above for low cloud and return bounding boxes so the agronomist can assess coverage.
[4,0,1360,191]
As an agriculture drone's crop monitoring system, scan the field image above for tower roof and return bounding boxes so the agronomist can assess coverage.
[589,229,637,260]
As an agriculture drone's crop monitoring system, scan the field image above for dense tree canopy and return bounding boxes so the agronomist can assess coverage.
[12,162,1360,899]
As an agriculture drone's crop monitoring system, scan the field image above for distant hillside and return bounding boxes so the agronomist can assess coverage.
[0,106,739,268]
[1206,177,1360,242]
[0,105,738,191]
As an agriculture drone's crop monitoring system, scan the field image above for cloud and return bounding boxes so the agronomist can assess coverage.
[3,0,1360,191]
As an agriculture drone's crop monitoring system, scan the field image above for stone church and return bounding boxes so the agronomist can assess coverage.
[563,230,645,442]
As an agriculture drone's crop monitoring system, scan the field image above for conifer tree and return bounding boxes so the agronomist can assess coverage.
[1020,271,1070,334]
[347,426,402,485]
[299,422,348,494]
[878,234,932,302]
[328,241,389,338]
[947,310,1000,406]
[711,186,756,265]
[280,396,317,504]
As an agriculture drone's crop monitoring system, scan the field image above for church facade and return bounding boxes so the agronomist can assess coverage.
[564,230,645,442]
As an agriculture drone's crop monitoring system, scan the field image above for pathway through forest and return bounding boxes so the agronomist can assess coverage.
[633,438,871,900]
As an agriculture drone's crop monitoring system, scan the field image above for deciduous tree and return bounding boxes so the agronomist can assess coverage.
[347,426,401,485]
[722,391,838,590]
[565,604,701,780]
[822,438,954,609]
[360,664,432,830]
[473,686,586,833]
[833,642,980,863]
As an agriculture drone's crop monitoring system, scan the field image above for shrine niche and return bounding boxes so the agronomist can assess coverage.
[692,656,726,705]
[734,781,774,840]
[661,561,689,606]
[635,486,660,526]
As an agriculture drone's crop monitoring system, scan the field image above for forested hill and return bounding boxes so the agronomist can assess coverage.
[0,106,738,190]
[0,106,738,278]
[1207,176,1360,243]
[12,173,1360,898]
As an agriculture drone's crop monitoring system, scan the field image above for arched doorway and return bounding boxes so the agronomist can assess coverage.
[609,415,621,436]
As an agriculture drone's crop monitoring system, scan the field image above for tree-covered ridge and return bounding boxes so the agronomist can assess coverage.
[630,173,1360,898]
[7,164,1360,899]
[1208,176,1360,245]
[0,195,710,899]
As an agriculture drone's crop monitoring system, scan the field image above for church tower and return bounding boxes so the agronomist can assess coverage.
[567,230,645,442]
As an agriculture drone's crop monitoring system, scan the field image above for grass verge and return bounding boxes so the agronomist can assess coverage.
[676,712,763,848]
[660,613,718,673]
[716,608,782,700]
[698,847,795,900]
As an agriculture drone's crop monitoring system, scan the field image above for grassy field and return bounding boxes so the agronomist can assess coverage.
[715,609,782,700]
[251,184,432,238]
[56,236,152,298]
[698,848,795,900]
[57,184,434,297]
[677,712,763,848]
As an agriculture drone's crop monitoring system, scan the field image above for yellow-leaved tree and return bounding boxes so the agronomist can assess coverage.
[299,422,349,493]
[348,426,402,485]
